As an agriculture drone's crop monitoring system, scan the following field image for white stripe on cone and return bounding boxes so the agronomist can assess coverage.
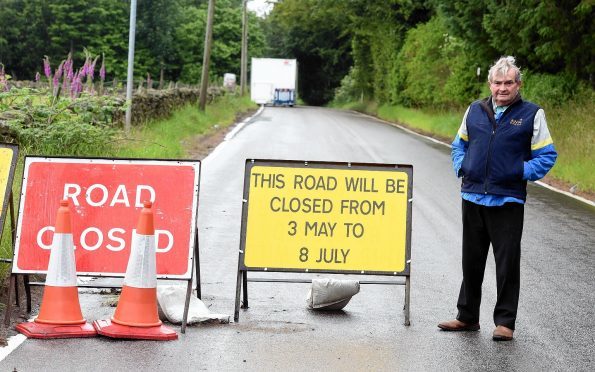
[45,233,77,287]
[123,232,157,288]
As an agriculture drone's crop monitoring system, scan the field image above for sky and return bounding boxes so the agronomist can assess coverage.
[247,0,275,17]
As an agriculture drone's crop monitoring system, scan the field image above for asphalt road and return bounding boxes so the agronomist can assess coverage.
[2,106,594,371]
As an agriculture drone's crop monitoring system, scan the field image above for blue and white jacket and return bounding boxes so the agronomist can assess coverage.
[451,94,557,204]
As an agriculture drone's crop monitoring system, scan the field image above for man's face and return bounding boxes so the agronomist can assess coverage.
[489,69,521,106]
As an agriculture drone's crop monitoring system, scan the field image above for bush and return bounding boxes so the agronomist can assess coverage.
[442,39,483,106]
[397,17,449,106]
[521,72,579,107]
[333,67,360,104]
[393,15,481,108]
[0,87,122,155]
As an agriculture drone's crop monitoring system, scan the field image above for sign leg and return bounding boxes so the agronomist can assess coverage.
[194,232,201,299]
[8,193,19,307]
[404,276,411,326]
[241,270,248,309]
[4,193,19,324]
[23,274,31,313]
[3,275,15,326]
[13,274,19,306]
[181,279,193,334]
[234,269,243,322]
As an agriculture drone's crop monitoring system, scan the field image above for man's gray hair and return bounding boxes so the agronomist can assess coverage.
[488,56,522,83]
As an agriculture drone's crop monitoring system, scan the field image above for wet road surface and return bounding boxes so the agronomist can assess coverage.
[2,106,594,371]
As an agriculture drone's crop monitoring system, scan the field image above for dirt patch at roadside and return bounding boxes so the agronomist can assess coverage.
[184,108,257,160]
[0,275,43,346]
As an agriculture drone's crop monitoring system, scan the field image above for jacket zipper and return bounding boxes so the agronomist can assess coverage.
[484,121,497,194]
[483,111,502,195]
[480,96,520,194]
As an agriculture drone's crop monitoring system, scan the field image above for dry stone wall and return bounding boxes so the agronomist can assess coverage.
[113,86,226,126]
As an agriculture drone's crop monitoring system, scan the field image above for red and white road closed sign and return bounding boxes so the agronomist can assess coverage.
[13,157,200,279]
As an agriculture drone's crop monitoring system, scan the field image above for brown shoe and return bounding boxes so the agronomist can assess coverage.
[492,325,514,341]
[437,319,480,331]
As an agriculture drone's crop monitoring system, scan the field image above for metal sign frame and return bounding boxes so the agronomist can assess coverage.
[234,159,413,324]
[6,155,202,333]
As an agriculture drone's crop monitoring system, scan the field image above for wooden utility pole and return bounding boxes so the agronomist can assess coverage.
[199,0,216,111]
[240,0,248,96]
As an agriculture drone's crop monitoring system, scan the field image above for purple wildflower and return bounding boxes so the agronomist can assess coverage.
[99,57,106,81]
[67,65,74,80]
[80,59,88,79]
[43,56,51,79]
[64,54,73,81]
[54,61,64,81]
[70,71,82,99]
[52,61,64,96]
[35,72,41,82]
[69,72,76,98]
[62,73,70,94]
[89,56,99,81]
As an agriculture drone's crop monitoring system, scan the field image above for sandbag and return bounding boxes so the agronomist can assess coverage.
[307,278,360,310]
[157,285,230,325]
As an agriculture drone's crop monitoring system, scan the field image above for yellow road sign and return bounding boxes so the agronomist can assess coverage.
[0,143,19,238]
[241,160,412,274]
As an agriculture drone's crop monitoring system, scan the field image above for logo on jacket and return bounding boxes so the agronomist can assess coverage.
[509,118,523,126]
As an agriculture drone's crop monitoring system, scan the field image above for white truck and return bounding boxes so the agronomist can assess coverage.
[250,58,297,106]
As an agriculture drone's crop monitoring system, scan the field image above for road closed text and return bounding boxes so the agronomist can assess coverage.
[13,158,199,277]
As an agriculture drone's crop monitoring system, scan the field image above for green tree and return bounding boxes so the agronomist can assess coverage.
[434,0,594,81]
[0,0,52,79]
[431,0,495,62]
[173,0,266,84]
[397,15,479,107]
[212,4,242,80]
[136,0,185,85]
[398,17,449,106]
[47,0,129,77]
[264,0,353,105]
[482,0,594,79]
[175,5,206,83]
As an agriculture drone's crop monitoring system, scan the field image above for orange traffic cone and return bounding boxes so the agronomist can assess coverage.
[16,200,96,338]
[93,201,177,340]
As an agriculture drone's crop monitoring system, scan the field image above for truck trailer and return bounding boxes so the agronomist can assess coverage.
[250,58,297,106]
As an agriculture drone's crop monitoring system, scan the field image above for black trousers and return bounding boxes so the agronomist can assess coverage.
[456,199,524,330]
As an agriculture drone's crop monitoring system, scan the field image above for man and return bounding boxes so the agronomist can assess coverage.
[438,56,557,341]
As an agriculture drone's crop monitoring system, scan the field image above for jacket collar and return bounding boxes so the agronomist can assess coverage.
[479,93,523,117]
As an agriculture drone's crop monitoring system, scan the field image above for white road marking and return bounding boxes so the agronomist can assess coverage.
[0,330,28,362]
[204,105,265,163]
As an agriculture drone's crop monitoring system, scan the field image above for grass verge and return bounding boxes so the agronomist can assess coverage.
[111,94,256,159]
